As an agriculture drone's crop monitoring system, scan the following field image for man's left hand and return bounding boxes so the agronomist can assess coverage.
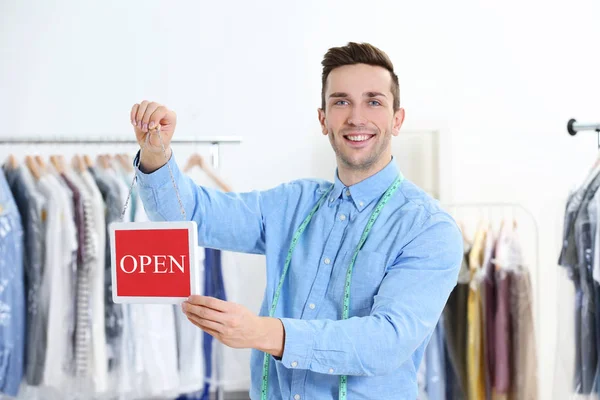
[182,295,285,358]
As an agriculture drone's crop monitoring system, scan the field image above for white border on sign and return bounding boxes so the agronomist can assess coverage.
[109,220,200,304]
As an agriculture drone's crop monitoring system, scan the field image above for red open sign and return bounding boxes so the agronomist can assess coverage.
[109,221,199,303]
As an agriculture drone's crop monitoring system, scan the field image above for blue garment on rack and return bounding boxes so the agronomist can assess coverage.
[425,317,446,400]
[0,168,26,396]
[176,390,202,400]
[201,248,227,400]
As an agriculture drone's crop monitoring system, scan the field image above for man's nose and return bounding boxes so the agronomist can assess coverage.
[347,107,367,126]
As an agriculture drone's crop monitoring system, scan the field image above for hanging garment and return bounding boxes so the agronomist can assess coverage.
[175,247,206,395]
[509,268,538,399]
[88,167,124,376]
[201,248,227,400]
[0,168,26,397]
[42,172,78,392]
[424,317,446,400]
[443,334,461,400]
[3,166,46,387]
[493,221,513,399]
[35,175,63,388]
[559,170,600,394]
[482,225,497,400]
[443,241,470,399]
[467,225,487,400]
[78,168,108,393]
[63,170,96,389]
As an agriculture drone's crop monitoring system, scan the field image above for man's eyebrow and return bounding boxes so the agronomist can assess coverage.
[328,91,388,98]
[329,92,348,98]
[365,91,387,98]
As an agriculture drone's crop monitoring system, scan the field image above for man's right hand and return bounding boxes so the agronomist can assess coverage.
[130,100,177,173]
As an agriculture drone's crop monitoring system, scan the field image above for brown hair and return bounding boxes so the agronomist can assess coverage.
[321,42,400,111]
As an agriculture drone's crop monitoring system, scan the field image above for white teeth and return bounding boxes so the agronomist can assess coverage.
[347,135,371,142]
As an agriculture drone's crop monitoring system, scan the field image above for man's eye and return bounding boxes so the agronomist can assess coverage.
[369,100,381,106]
[335,100,349,106]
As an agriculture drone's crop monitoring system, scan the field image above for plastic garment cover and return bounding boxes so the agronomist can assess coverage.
[555,167,600,399]
[3,166,46,388]
[0,168,26,397]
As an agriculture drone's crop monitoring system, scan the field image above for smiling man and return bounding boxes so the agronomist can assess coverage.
[130,42,463,400]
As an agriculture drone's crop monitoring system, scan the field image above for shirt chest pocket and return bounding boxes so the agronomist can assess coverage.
[348,250,388,315]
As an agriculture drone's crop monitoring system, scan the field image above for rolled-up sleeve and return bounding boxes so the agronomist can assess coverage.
[277,212,463,376]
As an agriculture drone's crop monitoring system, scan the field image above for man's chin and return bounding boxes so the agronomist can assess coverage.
[340,156,377,171]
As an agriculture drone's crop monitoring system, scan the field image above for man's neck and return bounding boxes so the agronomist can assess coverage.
[337,156,392,187]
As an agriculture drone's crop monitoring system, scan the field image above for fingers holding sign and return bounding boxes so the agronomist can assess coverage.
[182,295,268,350]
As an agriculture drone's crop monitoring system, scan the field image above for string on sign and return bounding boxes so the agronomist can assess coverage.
[119,127,187,222]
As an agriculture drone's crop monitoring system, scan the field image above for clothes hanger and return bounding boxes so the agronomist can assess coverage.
[184,153,232,192]
[83,155,93,168]
[34,155,48,175]
[49,155,64,175]
[4,155,19,169]
[183,153,203,173]
[25,156,41,181]
[72,155,86,173]
[97,154,111,170]
[116,154,133,173]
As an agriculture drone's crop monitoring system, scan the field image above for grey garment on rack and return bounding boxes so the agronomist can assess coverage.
[575,217,599,393]
[3,166,47,385]
[89,166,124,371]
[559,168,600,394]
[509,268,538,400]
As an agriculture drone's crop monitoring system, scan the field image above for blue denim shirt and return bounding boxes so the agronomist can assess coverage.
[0,169,25,396]
[134,152,463,400]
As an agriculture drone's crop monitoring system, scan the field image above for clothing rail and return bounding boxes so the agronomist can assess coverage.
[0,136,243,170]
[567,119,600,135]
[441,202,540,335]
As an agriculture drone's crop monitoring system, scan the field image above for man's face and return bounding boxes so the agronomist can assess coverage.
[318,63,404,172]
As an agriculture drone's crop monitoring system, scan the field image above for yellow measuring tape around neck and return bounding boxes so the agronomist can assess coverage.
[261,175,403,400]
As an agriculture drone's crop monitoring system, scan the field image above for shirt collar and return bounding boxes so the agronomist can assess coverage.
[329,156,402,212]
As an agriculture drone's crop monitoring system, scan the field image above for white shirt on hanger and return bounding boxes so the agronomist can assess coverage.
[40,172,78,392]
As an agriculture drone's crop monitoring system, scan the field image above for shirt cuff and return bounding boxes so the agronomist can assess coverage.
[133,149,178,189]
[277,318,315,370]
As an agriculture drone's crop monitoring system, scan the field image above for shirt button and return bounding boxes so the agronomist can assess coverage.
[324,258,331,265]
[329,368,334,374]
[329,197,334,203]
[291,361,298,368]
[309,303,316,310]
[359,201,364,207]
[294,395,301,400]
[345,190,351,196]
[339,214,346,221]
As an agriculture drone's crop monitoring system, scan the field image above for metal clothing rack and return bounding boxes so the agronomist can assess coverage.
[1,135,242,400]
[567,119,600,148]
[442,202,541,335]
[0,136,243,170]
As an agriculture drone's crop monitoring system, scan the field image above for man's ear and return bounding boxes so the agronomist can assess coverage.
[392,108,405,136]
[318,108,328,135]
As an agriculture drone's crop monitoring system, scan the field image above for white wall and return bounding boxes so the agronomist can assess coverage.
[2,0,600,398]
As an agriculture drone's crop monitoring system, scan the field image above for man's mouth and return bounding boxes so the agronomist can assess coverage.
[343,133,376,146]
